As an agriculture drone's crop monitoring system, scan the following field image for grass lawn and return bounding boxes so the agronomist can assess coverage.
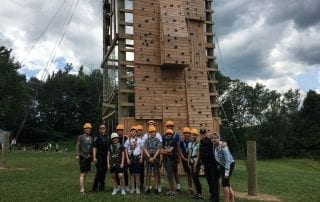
[0,150,319,202]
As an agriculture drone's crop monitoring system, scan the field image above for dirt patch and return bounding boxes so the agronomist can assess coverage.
[235,191,281,201]
[0,167,26,171]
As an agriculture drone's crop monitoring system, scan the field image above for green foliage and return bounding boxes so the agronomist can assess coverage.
[0,46,30,130]
[26,65,103,141]
[216,72,311,159]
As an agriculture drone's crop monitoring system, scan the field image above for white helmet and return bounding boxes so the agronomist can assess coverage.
[110,132,119,140]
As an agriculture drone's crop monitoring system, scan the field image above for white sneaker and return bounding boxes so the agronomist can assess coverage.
[121,188,126,195]
[125,186,130,192]
[158,186,162,193]
[130,187,135,194]
[136,188,140,194]
[111,189,117,195]
[116,187,121,193]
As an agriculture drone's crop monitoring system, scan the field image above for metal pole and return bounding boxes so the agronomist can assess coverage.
[247,141,258,196]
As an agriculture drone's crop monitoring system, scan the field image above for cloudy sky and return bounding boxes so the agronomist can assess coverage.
[1,0,319,94]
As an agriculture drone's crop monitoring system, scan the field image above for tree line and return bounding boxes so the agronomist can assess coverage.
[0,46,319,159]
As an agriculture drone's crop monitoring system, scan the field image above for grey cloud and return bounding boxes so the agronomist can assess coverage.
[266,0,320,29]
[214,0,320,83]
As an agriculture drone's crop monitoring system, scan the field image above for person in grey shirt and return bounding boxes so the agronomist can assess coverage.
[76,122,93,194]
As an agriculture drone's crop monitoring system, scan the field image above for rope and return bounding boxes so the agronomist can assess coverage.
[184,1,243,155]
[21,0,68,65]
[16,0,80,142]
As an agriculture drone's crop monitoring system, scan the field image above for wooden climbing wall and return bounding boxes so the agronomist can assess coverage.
[132,0,215,134]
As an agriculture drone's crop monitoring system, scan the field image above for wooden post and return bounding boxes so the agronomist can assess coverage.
[1,130,9,168]
[247,141,258,196]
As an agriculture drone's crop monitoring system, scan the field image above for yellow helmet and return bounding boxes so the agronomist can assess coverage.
[130,125,138,131]
[165,128,174,135]
[83,123,92,129]
[136,125,143,131]
[165,120,174,127]
[190,128,199,136]
[148,125,156,132]
[116,124,124,130]
[183,127,191,133]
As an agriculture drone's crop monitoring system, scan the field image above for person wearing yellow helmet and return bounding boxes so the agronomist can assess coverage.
[188,129,203,200]
[163,120,181,192]
[76,122,93,194]
[144,125,161,194]
[180,127,193,194]
[143,120,163,193]
[115,123,129,191]
[160,128,179,196]
[135,124,145,190]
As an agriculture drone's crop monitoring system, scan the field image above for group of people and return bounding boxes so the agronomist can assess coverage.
[75,120,235,202]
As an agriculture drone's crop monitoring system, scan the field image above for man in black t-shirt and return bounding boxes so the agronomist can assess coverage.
[91,124,110,192]
[199,128,219,202]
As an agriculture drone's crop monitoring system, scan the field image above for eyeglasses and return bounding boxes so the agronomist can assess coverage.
[166,125,173,127]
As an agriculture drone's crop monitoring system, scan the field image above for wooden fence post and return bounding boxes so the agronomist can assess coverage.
[1,130,9,168]
[247,141,258,196]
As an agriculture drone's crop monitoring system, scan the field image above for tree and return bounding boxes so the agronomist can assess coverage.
[298,90,320,158]
[0,46,30,130]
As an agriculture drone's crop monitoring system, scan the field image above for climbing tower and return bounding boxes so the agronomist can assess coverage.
[101,0,219,134]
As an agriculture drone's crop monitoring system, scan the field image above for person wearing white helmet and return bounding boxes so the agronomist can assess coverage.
[107,132,126,195]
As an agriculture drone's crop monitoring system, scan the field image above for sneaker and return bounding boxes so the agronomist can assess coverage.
[170,192,176,196]
[121,189,126,195]
[111,189,117,195]
[176,188,180,193]
[130,187,135,194]
[193,194,199,199]
[136,188,140,194]
[198,195,204,200]
[116,187,121,193]
[187,188,193,194]
[158,187,162,193]
[145,189,151,193]
[125,186,130,192]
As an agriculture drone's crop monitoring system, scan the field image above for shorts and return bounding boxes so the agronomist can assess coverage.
[182,160,191,174]
[129,162,140,174]
[79,156,91,173]
[164,159,177,181]
[110,164,124,173]
[146,162,160,175]
[220,162,235,187]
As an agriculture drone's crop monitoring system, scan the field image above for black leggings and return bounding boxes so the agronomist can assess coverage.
[190,163,202,194]
[220,162,235,187]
